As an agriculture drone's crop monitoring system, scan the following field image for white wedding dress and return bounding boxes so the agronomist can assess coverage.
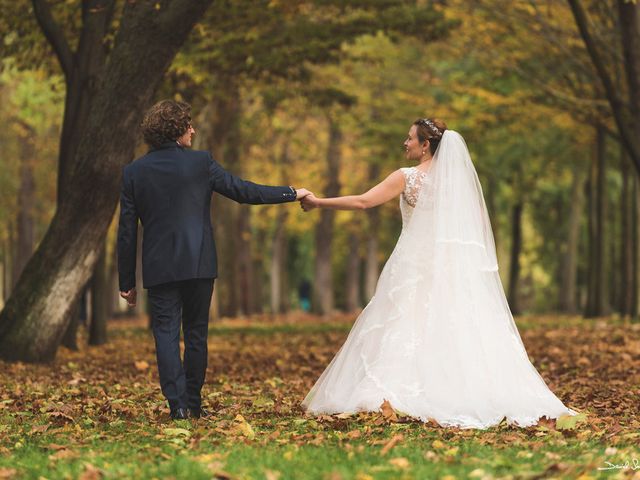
[302,131,578,429]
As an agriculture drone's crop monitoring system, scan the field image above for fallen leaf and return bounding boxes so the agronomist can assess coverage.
[556,412,588,430]
[379,400,398,422]
[380,434,403,456]
[389,457,410,469]
[431,439,446,449]
[163,427,191,437]
[49,448,79,461]
[355,474,374,480]
[468,469,486,478]
[0,468,17,479]
[78,463,102,480]
[233,414,255,440]
[134,361,149,371]
[265,469,281,480]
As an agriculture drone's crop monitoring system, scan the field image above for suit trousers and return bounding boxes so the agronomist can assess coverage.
[147,278,214,411]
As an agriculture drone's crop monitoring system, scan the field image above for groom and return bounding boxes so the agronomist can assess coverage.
[117,100,309,420]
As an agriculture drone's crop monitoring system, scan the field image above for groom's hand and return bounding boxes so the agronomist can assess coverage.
[295,188,312,200]
[120,288,137,308]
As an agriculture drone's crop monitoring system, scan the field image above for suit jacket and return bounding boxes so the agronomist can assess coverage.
[117,142,297,291]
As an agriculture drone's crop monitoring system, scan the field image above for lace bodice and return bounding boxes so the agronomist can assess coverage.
[400,166,434,226]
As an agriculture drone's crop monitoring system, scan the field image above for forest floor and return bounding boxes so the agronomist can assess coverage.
[0,312,638,479]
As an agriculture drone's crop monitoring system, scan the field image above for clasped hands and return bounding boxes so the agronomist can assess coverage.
[295,188,318,212]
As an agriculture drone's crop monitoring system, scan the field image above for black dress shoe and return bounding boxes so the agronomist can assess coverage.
[170,407,189,420]
[188,407,210,419]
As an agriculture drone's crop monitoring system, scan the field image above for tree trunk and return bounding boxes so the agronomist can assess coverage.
[89,241,108,345]
[364,164,381,301]
[61,300,81,351]
[585,126,607,317]
[486,176,499,251]
[0,0,214,362]
[132,224,145,320]
[633,175,639,317]
[251,229,265,314]
[559,165,585,312]
[13,122,36,288]
[7,221,15,293]
[345,232,361,312]
[108,237,120,316]
[621,151,634,316]
[2,233,12,303]
[237,206,253,316]
[198,89,243,317]
[270,209,288,314]
[1,240,7,304]
[313,117,342,315]
[507,202,523,314]
[618,0,640,175]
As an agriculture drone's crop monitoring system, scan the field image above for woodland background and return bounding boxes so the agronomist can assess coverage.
[1,0,639,361]
[0,1,639,479]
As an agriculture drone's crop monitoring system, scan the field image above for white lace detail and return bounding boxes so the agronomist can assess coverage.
[400,167,427,208]
[399,166,435,227]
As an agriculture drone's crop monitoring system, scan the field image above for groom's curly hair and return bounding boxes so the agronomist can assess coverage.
[141,100,192,148]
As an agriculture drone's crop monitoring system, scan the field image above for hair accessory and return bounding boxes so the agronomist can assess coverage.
[418,118,441,137]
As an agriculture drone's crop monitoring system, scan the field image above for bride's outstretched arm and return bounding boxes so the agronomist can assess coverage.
[301,170,405,211]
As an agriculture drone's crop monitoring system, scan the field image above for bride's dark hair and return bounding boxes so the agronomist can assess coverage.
[413,118,448,155]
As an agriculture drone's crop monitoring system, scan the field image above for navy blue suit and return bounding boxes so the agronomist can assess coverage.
[117,141,296,412]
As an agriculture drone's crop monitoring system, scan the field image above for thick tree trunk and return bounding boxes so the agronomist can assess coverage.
[507,202,523,314]
[13,122,36,288]
[89,242,108,345]
[51,0,115,203]
[585,127,607,317]
[313,118,342,315]
[559,165,585,312]
[0,0,214,362]
[345,232,361,312]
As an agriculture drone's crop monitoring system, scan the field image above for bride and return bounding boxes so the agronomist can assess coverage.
[299,118,578,429]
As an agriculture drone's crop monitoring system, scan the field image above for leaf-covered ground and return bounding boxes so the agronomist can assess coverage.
[0,313,638,479]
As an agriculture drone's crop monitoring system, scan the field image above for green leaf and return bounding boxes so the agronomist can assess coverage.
[555,413,587,430]
[163,427,191,437]
[253,395,274,408]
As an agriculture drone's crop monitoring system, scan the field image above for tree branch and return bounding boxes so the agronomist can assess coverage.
[618,0,640,113]
[31,0,74,81]
[567,0,640,173]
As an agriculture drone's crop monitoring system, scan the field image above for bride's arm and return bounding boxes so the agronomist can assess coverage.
[302,170,405,211]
